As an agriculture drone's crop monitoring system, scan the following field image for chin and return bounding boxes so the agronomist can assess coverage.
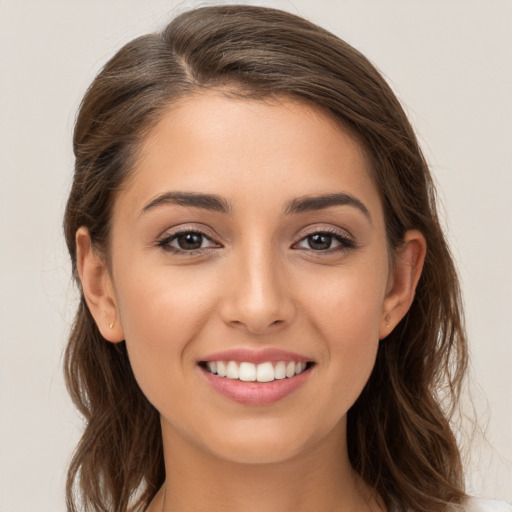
[190,415,337,466]
[208,434,309,465]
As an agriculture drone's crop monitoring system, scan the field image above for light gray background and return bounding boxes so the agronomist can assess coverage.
[0,1,510,510]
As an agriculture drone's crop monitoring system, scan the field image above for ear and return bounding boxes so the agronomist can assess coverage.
[75,226,125,343]
[379,230,426,339]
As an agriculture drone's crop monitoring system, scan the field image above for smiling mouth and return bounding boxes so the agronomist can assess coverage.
[199,360,314,383]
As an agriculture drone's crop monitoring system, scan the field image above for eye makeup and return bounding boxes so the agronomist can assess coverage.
[292,226,357,254]
[157,229,220,255]
[156,225,357,257]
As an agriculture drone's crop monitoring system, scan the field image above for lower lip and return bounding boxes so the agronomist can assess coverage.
[200,366,312,405]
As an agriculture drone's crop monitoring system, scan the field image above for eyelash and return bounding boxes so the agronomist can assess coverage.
[156,227,356,256]
[294,227,356,253]
[157,229,220,255]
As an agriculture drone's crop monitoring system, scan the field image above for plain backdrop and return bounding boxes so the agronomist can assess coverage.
[0,1,510,510]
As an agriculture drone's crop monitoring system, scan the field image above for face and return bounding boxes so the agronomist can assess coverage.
[104,93,396,464]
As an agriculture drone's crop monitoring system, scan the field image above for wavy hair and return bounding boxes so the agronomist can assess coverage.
[63,5,468,511]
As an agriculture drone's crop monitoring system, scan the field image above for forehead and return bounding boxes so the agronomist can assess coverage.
[117,92,382,220]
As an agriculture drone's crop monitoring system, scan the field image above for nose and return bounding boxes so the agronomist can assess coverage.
[219,243,296,335]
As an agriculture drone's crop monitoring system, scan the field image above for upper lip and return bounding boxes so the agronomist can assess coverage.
[199,348,312,365]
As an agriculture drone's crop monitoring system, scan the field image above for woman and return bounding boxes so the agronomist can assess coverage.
[63,5,509,512]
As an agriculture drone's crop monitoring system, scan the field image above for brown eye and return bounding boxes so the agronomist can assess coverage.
[157,230,219,253]
[294,230,356,253]
[176,232,204,250]
[306,233,333,250]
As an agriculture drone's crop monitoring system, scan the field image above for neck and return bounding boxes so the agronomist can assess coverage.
[151,418,384,512]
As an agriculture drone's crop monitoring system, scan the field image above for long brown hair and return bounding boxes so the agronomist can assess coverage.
[63,5,468,511]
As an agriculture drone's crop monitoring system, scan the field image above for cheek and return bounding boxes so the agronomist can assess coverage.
[306,259,387,342]
[303,263,387,406]
[112,263,218,403]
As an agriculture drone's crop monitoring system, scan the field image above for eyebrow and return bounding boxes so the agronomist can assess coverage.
[283,193,371,221]
[141,192,231,215]
[140,191,371,222]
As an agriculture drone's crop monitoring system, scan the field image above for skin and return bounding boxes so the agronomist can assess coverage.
[77,92,426,512]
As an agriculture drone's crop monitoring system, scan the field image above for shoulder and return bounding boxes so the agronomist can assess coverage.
[465,498,512,512]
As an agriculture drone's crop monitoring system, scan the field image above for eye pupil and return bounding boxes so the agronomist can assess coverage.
[308,233,331,250]
[178,232,203,250]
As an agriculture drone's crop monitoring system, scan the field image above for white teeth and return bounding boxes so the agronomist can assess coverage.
[204,360,309,382]
[216,361,227,377]
[239,362,256,382]
[274,361,286,380]
[256,362,274,382]
[226,361,239,379]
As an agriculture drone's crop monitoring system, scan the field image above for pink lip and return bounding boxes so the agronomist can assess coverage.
[200,366,312,405]
[199,347,311,364]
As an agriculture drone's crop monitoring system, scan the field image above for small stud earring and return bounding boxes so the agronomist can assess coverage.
[109,322,114,329]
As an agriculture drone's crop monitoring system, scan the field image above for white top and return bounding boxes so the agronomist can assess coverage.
[390,498,512,511]
[465,498,512,511]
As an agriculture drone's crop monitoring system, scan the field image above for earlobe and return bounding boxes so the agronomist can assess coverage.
[75,227,125,343]
[379,230,426,339]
